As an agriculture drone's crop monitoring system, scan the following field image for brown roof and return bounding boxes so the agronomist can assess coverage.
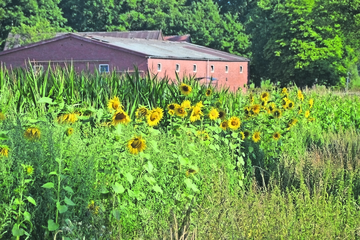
[163,35,191,42]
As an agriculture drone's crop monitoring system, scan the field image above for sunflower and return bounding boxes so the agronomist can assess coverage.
[168,109,175,116]
[287,118,298,128]
[66,127,74,136]
[305,110,310,118]
[282,98,289,109]
[136,106,149,119]
[209,108,219,120]
[252,131,261,143]
[147,108,164,126]
[175,106,187,118]
[309,98,314,109]
[197,131,210,141]
[181,100,192,109]
[273,132,281,141]
[205,88,212,97]
[297,90,304,101]
[24,127,41,141]
[58,113,78,124]
[251,104,261,115]
[186,168,198,177]
[196,101,204,108]
[287,100,295,110]
[273,109,282,118]
[220,120,228,131]
[244,130,250,138]
[127,136,146,155]
[268,103,276,112]
[260,92,270,102]
[281,88,288,94]
[228,116,241,130]
[190,106,203,122]
[261,100,267,107]
[218,110,226,120]
[108,96,122,111]
[112,110,131,125]
[24,165,34,176]
[179,83,192,96]
[240,132,245,140]
[244,106,251,116]
[0,145,9,157]
[0,112,5,121]
[249,94,254,104]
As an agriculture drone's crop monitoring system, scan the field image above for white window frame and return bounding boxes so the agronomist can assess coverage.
[211,65,214,73]
[99,64,109,73]
[240,65,243,73]
[176,64,180,72]
[157,63,162,72]
[225,65,229,73]
[193,64,197,72]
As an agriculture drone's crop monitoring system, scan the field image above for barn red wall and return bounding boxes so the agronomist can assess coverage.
[0,37,148,73]
[148,58,248,92]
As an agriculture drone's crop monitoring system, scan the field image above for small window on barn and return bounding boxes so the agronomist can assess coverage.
[211,65,214,73]
[225,65,229,73]
[176,64,180,72]
[32,65,43,75]
[99,64,109,73]
[240,65,243,73]
[157,63,162,72]
[193,64,197,72]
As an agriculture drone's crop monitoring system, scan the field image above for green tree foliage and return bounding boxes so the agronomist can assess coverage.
[0,0,67,50]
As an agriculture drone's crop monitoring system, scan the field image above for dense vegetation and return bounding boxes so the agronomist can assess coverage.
[0,67,360,239]
[1,0,360,87]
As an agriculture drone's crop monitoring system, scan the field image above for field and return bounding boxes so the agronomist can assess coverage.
[0,67,360,239]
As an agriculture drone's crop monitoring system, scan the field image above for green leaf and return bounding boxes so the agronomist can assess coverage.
[112,209,121,221]
[248,146,254,153]
[47,219,59,231]
[57,204,68,214]
[178,156,189,166]
[63,186,74,194]
[184,178,199,192]
[41,182,54,189]
[144,175,156,185]
[12,223,25,237]
[23,211,31,222]
[49,171,57,175]
[231,132,239,138]
[64,196,76,206]
[100,186,109,194]
[38,97,54,104]
[112,182,125,194]
[152,185,163,194]
[26,196,37,206]
[143,161,154,173]
[126,173,134,185]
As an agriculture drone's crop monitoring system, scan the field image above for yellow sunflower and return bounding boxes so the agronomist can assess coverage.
[58,113,78,124]
[251,104,261,115]
[168,109,175,116]
[0,112,5,121]
[281,88,288,94]
[179,83,192,96]
[66,127,74,136]
[112,110,131,125]
[261,100,268,107]
[0,145,9,157]
[147,107,164,126]
[175,106,187,118]
[127,136,147,155]
[196,101,204,108]
[268,102,276,112]
[288,118,298,128]
[136,106,149,119]
[108,96,122,111]
[252,131,261,143]
[205,88,212,97]
[287,100,295,110]
[220,120,228,131]
[228,116,241,130]
[25,165,34,176]
[244,106,251,116]
[240,132,245,140]
[218,110,226,120]
[282,98,289,109]
[181,100,192,109]
[24,127,41,141]
[260,92,270,102]
[273,132,281,141]
[309,98,314,109]
[197,131,210,141]
[190,106,203,122]
[305,110,310,118]
[209,108,219,120]
[249,94,254,104]
[297,90,304,101]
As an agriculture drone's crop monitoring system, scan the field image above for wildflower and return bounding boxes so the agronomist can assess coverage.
[135,106,149,119]
[209,108,219,120]
[0,112,5,121]
[220,120,228,131]
[179,83,192,96]
[190,106,203,122]
[252,131,261,143]
[288,118,298,128]
[272,132,281,141]
[147,108,164,126]
[127,136,147,154]
[94,206,100,215]
[108,96,122,111]
[186,168,198,177]
[175,106,187,118]
[25,165,34,176]
[251,104,261,115]
[205,88,212,97]
[228,116,241,130]
[309,98,314,108]
[181,100,192,109]
[0,145,9,157]
[240,132,245,140]
[112,110,131,125]
[260,92,270,102]
[218,110,226,120]
[305,110,310,118]
[66,127,74,136]
[243,130,250,138]
[24,127,41,140]
[297,90,304,101]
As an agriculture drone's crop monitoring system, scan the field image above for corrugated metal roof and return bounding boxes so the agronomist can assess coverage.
[163,35,191,42]
[76,35,249,62]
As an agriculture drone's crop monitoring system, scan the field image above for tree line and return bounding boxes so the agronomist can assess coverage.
[1,0,359,87]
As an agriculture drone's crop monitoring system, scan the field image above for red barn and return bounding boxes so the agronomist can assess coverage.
[0,32,249,91]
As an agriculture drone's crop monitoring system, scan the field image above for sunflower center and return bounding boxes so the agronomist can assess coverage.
[150,113,158,121]
[231,120,237,126]
[182,86,189,92]
[131,139,142,148]
[178,108,185,114]
[169,105,175,110]
[115,112,126,120]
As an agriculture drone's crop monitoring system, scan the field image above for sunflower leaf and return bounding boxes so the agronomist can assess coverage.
[152,185,163,194]
[143,161,154,174]
[126,173,134,185]
[112,182,125,194]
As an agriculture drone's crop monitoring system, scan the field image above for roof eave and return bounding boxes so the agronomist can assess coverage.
[147,56,250,62]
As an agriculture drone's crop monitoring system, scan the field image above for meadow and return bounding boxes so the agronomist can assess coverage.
[0,66,360,239]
